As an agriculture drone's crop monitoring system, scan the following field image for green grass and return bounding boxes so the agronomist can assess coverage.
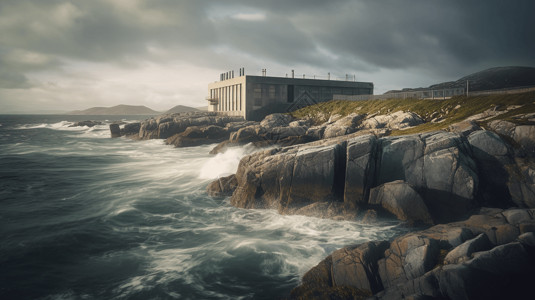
[290,91,535,136]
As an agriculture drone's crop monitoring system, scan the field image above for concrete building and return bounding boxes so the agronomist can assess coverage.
[207,69,373,120]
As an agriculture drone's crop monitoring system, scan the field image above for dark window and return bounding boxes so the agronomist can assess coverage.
[287,85,294,103]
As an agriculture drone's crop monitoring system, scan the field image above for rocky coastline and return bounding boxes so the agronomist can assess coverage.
[109,95,535,299]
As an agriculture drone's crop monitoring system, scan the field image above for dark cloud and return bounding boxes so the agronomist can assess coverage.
[0,0,534,110]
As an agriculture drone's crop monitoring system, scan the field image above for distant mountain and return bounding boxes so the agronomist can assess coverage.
[164,105,200,114]
[386,66,535,94]
[67,104,160,115]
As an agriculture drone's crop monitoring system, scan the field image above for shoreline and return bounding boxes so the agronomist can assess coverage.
[107,93,535,298]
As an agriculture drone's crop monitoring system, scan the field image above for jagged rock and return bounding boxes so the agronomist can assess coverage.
[323,113,365,139]
[206,174,237,197]
[378,132,478,223]
[488,120,535,155]
[293,208,535,299]
[344,135,377,209]
[448,120,481,136]
[305,125,326,140]
[369,181,433,225]
[109,123,121,138]
[259,113,293,128]
[443,233,492,264]
[69,120,103,127]
[331,241,390,293]
[468,130,520,207]
[138,112,243,140]
[227,130,479,224]
[361,111,423,130]
[121,122,140,136]
[165,125,229,147]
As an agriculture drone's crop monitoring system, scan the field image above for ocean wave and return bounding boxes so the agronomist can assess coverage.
[198,143,262,180]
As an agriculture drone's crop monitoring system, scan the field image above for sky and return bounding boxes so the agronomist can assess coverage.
[1,0,534,113]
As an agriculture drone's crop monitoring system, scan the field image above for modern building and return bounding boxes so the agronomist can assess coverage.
[207,69,373,120]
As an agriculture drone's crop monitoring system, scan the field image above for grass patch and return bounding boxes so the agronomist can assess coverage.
[290,91,535,136]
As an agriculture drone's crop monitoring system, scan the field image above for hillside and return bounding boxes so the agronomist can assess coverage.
[68,104,160,115]
[164,105,199,114]
[387,66,535,93]
[291,91,535,136]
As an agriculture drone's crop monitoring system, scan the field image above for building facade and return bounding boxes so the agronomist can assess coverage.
[207,71,373,121]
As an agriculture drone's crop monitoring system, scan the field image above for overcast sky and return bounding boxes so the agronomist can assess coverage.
[1,0,534,113]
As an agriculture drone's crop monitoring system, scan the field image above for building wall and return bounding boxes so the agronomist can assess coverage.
[207,75,373,120]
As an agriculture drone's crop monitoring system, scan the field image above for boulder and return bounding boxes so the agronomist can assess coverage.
[260,113,293,128]
[369,181,433,225]
[121,122,140,136]
[293,208,535,299]
[443,233,492,264]
[109,123,121,138]
[165,125,230,147]
[331,241,390,293]
[206,174,237,197]
[138,112,243,140]
[361,111,423,130]
[448,120,481,136]
[323,113,364,139]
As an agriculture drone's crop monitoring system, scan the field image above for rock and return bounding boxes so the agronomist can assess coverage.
[448,120,481,136]
[331,241,390,293]
[259,113,293,128]
[344,135,377,209]
[468,130,516,207]
[165,125,229,147]
[518,232,535,247]
[361,209,378,224]
[378,235,440,289]
[69,120,103,127]
[488,120,535,155]
[305,125,326,140]
[323,113,364,139]
[206,174,237,197]
[109,123,121,138]
[377,132,478,223]
[468,242,531,274]
[231,142,347,214]
[138,112,244,140]
[502,208,533,225]
[468,130,512,159]
[369,181,433,225]
[443,233,492,264]
[514,125,535,155]
[361,111,423,130]
[293,202,354,220]
[121,122,140,136]
[293,208,535,299]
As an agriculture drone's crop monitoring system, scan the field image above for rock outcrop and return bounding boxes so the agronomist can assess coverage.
[69,120,103,127]
[138,112,244,140]
[223,130,484,224]
[290,208,535,299]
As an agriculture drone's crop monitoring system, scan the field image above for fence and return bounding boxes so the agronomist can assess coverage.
[333,85,535,101]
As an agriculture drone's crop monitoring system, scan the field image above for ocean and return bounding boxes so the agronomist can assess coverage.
[0,115,408,300]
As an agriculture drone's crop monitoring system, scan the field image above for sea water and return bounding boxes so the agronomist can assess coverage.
[0,115,408,299]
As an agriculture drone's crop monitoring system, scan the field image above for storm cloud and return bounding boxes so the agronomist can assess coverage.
[1,0,534,112]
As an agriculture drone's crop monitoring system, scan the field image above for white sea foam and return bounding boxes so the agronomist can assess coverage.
[198,144,261,179]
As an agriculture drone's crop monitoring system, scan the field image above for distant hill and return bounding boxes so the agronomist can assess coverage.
[68,104,160,115]
[386,66,535,94]
[164,105,200,114]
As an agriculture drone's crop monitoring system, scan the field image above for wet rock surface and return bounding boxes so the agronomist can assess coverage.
[291,208,535,299]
